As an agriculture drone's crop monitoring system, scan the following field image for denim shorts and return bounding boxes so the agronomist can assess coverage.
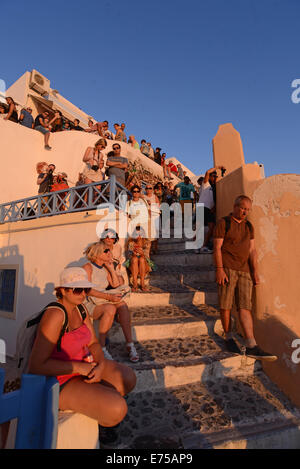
[35,125,50,135]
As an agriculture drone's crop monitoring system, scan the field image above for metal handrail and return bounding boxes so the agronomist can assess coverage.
[0,176,130,224]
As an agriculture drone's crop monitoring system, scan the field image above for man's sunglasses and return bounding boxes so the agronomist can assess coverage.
[146,187,153,190]
[113,147,120,150]
[132,190,140,193]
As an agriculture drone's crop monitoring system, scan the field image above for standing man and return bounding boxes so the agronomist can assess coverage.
[106,143,128,187]
[214,195,277,361]
[175,176,195,215]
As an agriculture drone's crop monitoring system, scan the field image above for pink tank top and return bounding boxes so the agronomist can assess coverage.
[51,323,92,386]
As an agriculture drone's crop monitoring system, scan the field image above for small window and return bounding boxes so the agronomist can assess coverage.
[0,265,18,319]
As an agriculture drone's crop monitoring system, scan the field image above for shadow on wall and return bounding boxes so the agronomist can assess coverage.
[252,313,300,409]
[0,245,56,338]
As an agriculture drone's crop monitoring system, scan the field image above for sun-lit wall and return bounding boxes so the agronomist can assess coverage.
[0,118,168,205]
[214,127,300,407]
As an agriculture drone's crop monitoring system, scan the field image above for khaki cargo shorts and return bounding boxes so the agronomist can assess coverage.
[218,267,253,311]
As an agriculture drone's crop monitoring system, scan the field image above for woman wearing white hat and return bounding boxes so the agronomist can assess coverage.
[28,267,136,428]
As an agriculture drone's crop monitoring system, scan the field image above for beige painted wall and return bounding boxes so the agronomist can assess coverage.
[217,168,300,407]
[0,210,125,356]
[0,119,169,204]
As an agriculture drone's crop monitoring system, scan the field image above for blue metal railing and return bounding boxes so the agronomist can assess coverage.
[0,176,129,224]
[0,368,59,449]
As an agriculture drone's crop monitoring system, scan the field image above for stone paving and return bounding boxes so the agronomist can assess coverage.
[109,334,228,369]
[130,304,219,324]
[116,371,300,449]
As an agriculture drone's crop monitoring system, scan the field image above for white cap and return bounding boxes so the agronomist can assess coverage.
[55,267,97,288]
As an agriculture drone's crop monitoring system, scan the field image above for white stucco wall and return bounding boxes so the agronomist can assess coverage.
[0,118,169,205]
[0,211,114,356]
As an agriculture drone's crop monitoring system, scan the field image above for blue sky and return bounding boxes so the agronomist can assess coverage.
[2,0,300,177]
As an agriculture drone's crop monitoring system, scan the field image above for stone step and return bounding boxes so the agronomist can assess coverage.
[126,286,218,307]
[106,334,260,392]
[109,304,221,343]
[149,268,216,286]
[114,371,300,449]
[156,241,187,252]
[151,251,214,267]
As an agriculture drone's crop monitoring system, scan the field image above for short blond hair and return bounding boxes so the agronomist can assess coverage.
[84,241,106,263]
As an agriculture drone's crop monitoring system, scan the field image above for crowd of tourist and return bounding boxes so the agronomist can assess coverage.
[1,95,280,450]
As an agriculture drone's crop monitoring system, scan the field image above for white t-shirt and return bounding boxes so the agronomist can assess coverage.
[198,181,214,209]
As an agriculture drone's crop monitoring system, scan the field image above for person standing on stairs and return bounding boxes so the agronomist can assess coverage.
[213,195,277,361]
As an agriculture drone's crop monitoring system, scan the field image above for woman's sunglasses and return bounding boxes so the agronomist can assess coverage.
[71,287,91,295]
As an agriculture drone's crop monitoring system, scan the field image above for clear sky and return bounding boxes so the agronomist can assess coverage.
[2,0,300,177]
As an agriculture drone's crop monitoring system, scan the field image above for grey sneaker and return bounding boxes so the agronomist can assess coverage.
[44,145,52,151]
[245,345,277,362]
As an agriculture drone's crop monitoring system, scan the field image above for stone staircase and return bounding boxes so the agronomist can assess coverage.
[108,234,300,449]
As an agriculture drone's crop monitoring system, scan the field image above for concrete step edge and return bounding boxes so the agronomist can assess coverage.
[132,355,261,393]
[182,418,300,449]
[109,318,223,343]
[127,291,218,307]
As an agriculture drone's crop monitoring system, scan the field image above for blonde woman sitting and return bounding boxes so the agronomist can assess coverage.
[82,241,139,363]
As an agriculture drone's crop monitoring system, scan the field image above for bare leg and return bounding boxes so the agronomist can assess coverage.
[59,360,136,427]
[220,309,232,334]
[129,256,139,290]
[93,303,117,347]
[139,257,148,290]
[238,308,255,342]
[44,132,51,147]
[116,301,133,343]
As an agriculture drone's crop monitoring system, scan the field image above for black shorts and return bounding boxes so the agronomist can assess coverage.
[204,207,216,226]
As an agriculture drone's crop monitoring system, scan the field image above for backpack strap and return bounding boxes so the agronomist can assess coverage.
[223,216,231,235]
[223,216,252,235]
[76,303,87,321]
[28,302,68,352]
[26,302,64,328]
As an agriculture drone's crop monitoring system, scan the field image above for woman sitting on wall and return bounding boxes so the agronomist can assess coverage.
[28,266,136,429]
[82,241,139,363]
[4,97,18,123]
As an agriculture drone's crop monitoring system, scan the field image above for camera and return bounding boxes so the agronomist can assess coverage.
[91,165,99,171]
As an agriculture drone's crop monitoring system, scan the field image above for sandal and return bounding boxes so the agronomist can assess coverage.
[126,343,139,363]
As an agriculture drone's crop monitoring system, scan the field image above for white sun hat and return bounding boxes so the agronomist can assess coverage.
[56,267,97,288]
